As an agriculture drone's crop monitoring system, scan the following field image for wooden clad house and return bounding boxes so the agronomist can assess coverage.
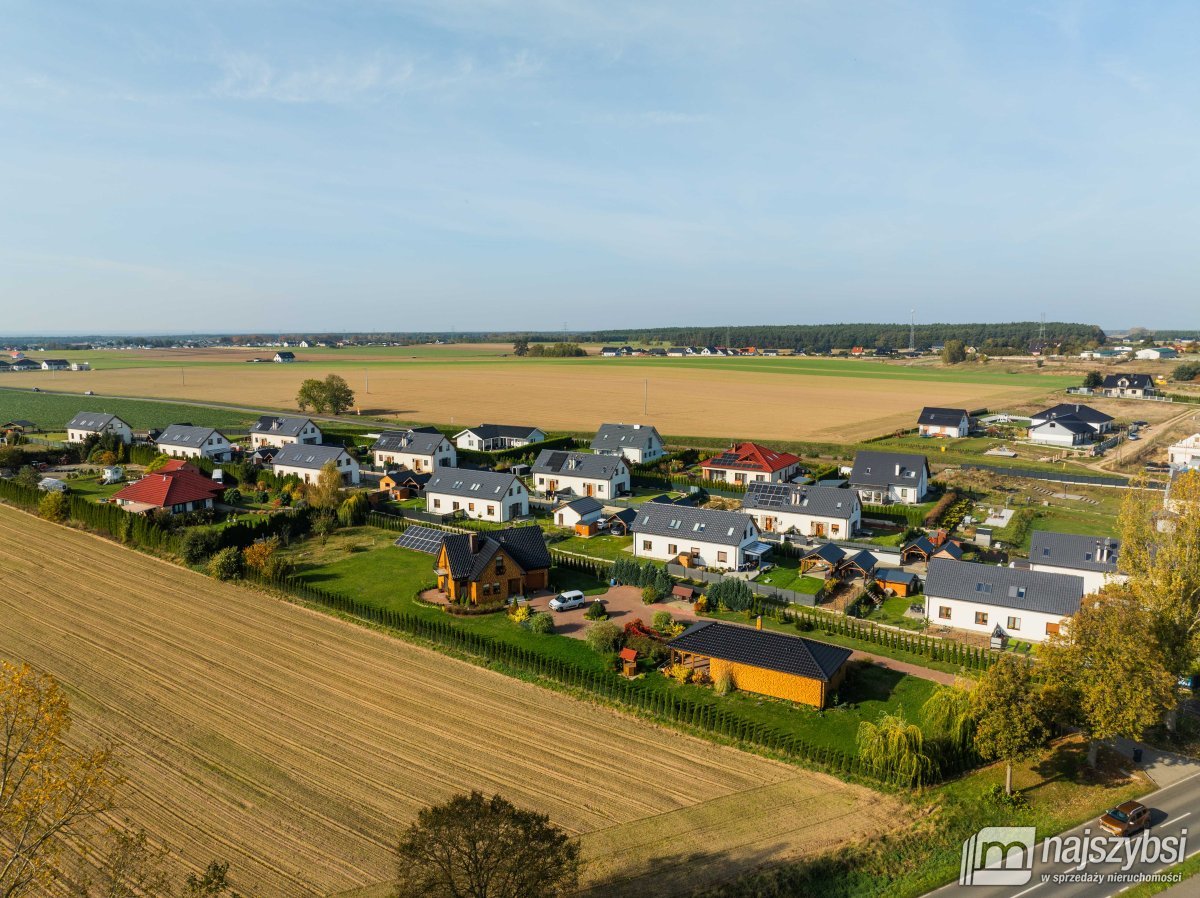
[434,526,551,604]
[667,620,852,708]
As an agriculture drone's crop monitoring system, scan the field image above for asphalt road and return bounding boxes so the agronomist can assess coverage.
[928,767,1200,898]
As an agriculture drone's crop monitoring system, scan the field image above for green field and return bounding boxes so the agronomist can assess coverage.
[0,387,257,431]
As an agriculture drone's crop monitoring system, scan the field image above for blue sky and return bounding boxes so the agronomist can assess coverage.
[2,1,1197,334]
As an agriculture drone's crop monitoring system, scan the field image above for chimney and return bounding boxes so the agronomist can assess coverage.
[756,616,762,631]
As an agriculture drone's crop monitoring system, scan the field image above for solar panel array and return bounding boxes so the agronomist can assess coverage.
[744,482,792,507]
[394,525,447,555]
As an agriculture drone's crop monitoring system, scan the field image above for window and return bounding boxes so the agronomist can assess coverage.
[433,499,441,509]
[717,551,728,563]
[667,543,677,555]
[487,506,495,515]
[468,502,475,512]
[481,583,491,596]
[831,524,840,536]
[496,559,505,574]
[1007,616,1021,631]
[938,606,952,620]
[642,540,652,551]
[1045,621,1061,637]
[975,612,988,626]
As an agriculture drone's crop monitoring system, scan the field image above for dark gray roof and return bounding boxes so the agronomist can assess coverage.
[841,549,878,573]
[251,415,316,437]
[803,543,846,565]
[607,507,638,526]
[425,469,521,500]
[1029,531,1119,573]
[590,423,662,453]
[743,482,859,520]
[455,423,542,441]
[272,444,352,470]
[275,351,296,359]
[876,568,919,585]
[531,450,627,480]
[41,359,69,366]
[1029,415,1093,436]
[1031,403,1114,425]
[157,424,224,447]
[918,407,969,427]
[557,496,603,516]
[67,412,126,432]
[631,503,755,546]
[668,620,851,682]
[849,450,929,489]
[384,467,431,487]
[372,429,449,456]
[925,558,1084,616]
[442,526,551,580]
[1102,374,1155,390]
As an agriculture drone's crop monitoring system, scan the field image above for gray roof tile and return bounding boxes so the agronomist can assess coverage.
[1029,531,1119,573]
[925,558,1084,616]
[631,503,756,546]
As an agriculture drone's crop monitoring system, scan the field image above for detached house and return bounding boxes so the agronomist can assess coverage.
[40,359,70,371]
[700,442,801,484]
[272,444,361,485]
[1102,374,1156,398]
[156,424,233,461]
[112,466,223,515]
[590,423,665,464]
[917,407,970,438]
[552,496,604,528]
[742,482,860,539]
[371,429,456,472]
[924,558,1084,643]
[1028,416,1094,447]
[631,503,760,570]
[452,424,546,452]
[848,450,929,505]
[1028,530,1125,595]
[434,527,551,605]
[530,450,630,499]
[273,351,296,363]
[249,415,322,449]
[425,469,529,522]
[1030,404,1113,435]
[66,412,133,445]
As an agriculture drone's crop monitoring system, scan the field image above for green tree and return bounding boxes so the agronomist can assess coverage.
[528,612,555,635]
[513,338,529,357]
[206,547,242,581]
[970,656,1046,795]
[393,792,580,898]
[856,709,933,785]
[920,681,974,753]
[321,374,355,415]
[1082,370,1104,389]
[38,490,69,523]
[179,529,221,565]
[1170,361,1200,382]
[295,378,327,413]
[584,621,622,654]
[941,340,967,364]
[308,460,344,511]
[337,491,370,527]
[14,466,40,490]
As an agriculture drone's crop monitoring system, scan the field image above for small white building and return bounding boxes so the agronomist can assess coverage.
[742,482,861,539]
[453,424,546,452]
[917,407,970,438]
[1168,434,1200,468]
[66,412,133,445]
[847,450,929,505]
[271,443,360,485]
[40,359,70,371]
[1027,530,1126,595]
[590,423,665,465]
[924,558,1083,643]
[425,469,529,522]
[70,361,91,371]
[631,503,761,570]
[530,450,630,499]
[249,415,323,449]
[371,429,456,472]
[156,424,233,461]
[553,496,604,528]
[1028,416,1093,447]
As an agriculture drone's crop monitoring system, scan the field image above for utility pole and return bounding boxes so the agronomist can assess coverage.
[909,310,916,353]
[364,368,369,393]
[181,367,185,386]
[644,379,648,415]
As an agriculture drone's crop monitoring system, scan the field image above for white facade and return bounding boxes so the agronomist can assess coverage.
[703,462,798,484]
[251,420,322,449]
[1027,420,1088,447]
[1026,562,1125,596]
[372,439,456,472]
[925,596,1069,643]
[273,452,360,485]
[426,481,529,522]
[1135,348,1177,360]
[533,465,629,499]
[554,503,603,528]
[453,427,546,451]
[633,526,758,570]
[158,433,231,461]
[918,418,969,438]
[744,502,861,540]
[67,418,133,445]
[1168,434,1200,468]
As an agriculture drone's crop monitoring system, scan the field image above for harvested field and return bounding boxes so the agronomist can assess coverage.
[0,507,898,897]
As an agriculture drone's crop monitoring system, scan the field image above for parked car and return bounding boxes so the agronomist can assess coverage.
[548,590,587,612]
[1099,801,1150,837]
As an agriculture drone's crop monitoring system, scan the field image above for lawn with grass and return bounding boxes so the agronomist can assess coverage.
[64,474,128,501]
[755,557,825,594]
[861,594,927,631]
[0,387,255,432]
[552,533,634,561]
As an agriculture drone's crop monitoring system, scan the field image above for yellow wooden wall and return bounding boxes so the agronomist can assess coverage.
[710,658,827,708]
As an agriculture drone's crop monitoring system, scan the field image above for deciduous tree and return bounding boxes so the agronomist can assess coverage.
[941,340,967,364]
[970,656,1046,794]
[856,709,933,785]
[308,461,344,512]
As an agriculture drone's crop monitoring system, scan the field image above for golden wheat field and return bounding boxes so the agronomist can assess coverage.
[2,346,1059,441]
[0,508,898,897]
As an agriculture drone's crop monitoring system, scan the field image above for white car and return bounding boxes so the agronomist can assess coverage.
[548,590,587,612]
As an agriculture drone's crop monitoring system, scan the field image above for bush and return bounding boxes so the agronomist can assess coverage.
[222,487,242,505]
[179,528,222,565]
[692,595,708,614]
[922,491,960,527]
[259,553,294,581]
[585,621,623,654]
[243,536,280,571]
[707,578,753,612]
[641,585,658,605]
[38,490,68,523]
[207,547,243,580]
[651,610,674,631]
[510,605,531,624]
[666,663,692,684]
[583,600,607,621]
[626,634,668,667]
[1171,361,1200,382]
[714,667,734,695]
[528,611,555,635]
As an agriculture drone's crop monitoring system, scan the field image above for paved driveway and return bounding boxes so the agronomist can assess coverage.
[527,586,697,638]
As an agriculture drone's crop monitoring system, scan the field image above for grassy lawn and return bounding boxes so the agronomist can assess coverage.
[64,474,127,501]
[623,488,688,505]
[861,530,906,547]
[755,559,824,594]
[0,387,255,431]
[552,533,634,561]
[861,594,927,631]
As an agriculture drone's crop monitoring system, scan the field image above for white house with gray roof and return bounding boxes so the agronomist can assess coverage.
[924,557,1084,643]
[453,424,546,452]
[66,412,133,445]
[1027,530,1125,594]
[631,503,760,570]
[371,429,456,472]
[156,424,232,461]
[741,482,861,539]
[272,444,360,485]
[425,470,529,522]
[249,415,322,449]
[847,450,929,505]
[530,450,630,499]
[590,423,664,464]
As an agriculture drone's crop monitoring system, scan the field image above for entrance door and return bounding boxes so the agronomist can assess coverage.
[814,522,826,538]
[548,479,558,493]
[586,483,595,497]
[507,578,520,594]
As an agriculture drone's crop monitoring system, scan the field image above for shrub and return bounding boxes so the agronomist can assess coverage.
[259,553,294,581]
[585,621,623,654]
[222,487,242,505]
[243,536,280,571]
[337,491,370,527]
[666,663,692,685]
[179,528,221,565]
[714,667,734,695]
[312,513,338,544]
[707,578,753,612]
[651,611,674,631]
[510,605,531,624]
[692,595,708,614]
[641,585,658,605]
[38,490,68,523]
[528,611,555,635]
[583,600,607,621]
[626,634,668,667]
[922,491,960,527]
[1171,361,1200,382]
[207,547,243,580]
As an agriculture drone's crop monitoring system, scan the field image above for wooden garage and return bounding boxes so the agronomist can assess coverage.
[875,568,919,597]
[667,620,852,708]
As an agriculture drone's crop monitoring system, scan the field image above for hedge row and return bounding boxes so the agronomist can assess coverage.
[862,503,928,527]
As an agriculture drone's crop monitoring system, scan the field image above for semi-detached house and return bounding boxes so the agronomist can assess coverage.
[530,450,629,499]
[249,415,323,449]
[371,429,456,472]
[741,481,861,539]
[271,443,361,485]
[425,469,529,523]
[631,503,761,571]
[156,424,232,462]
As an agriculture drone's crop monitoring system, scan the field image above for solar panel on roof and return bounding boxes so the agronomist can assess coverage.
[394,525,446,555]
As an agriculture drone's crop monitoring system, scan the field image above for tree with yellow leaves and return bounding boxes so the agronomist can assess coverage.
[1,660,120,897]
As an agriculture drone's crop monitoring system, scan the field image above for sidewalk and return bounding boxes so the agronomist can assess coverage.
[1111,737,1200,788]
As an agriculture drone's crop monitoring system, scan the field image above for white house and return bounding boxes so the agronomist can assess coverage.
[552,496,604,528]
[1135,347,1178,360]
[66,412,133,445]
[274,351,296,363]
[1028,416,1094,447]
[452,424,546,452]
[371,429,456,472]
[249,415,323,449]
[699,442,801,484]
[590,423,665,464]
[631,503,761,571]
[70,361,91,371]
[40,359,70,371]
[847,450,929,505]
[1027,530,1126,595]
[156,424,233,461]
[741,482,861,539]
[917,407,970,438]
[425,469,529,523]
[1168,434,1200,468]
[924,558,1083,643]
[530,450,630,499]
[272,443,360,485]
[1102,373,1156,398]
[1029,404,1113,435]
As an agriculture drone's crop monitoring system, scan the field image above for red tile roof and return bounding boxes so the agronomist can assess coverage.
[700,442,801,474]
[113,469,222,509]
[155,459,200,474]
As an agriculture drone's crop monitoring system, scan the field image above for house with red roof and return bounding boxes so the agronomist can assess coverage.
[111,467,223,515]
[700,442,800,485]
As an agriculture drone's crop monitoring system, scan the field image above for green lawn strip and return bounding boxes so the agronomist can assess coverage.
[1119,851,1200,898]
[62,475,127,501]
[861,595,927,631]
[552,534,634,560]
[0,388,256,431]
